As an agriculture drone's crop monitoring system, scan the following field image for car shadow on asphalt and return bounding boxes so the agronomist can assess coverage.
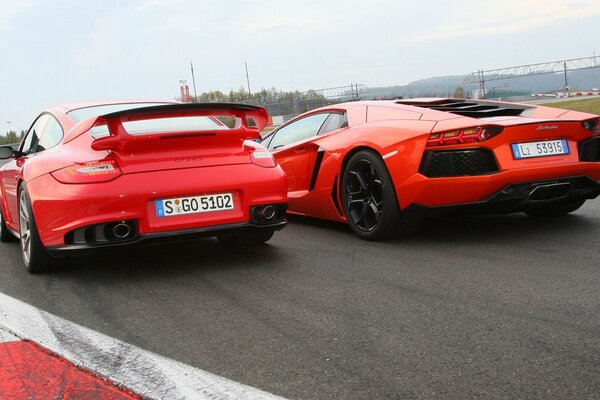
[285,210,598,246]
[408,212,597,243]
[52,210,597,275]
[286,214,351,233]
[56,236,288,277]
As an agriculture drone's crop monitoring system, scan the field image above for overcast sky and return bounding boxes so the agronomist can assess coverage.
[1,0,599,132]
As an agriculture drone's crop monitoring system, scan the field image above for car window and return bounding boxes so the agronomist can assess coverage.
[318,112,347,135]
[88,116,226,139]
[37,115,64,151]
[267,113,329,149]
[20,115,48,154]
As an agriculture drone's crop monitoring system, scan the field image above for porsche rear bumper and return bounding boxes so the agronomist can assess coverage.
[46,219,287,256]
[26,163,288,247]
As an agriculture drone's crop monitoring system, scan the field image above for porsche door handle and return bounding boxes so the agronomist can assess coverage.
[294,147,306,154]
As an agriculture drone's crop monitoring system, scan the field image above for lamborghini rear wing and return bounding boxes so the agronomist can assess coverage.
[64,103,269,150]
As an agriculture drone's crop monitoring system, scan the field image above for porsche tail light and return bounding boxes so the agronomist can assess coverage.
[582,118,600,136]
[51,159,122,184]
[244,141,276,167]
[427,126,504,147]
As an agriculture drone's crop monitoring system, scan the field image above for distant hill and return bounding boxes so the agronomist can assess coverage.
[365,68,600,99]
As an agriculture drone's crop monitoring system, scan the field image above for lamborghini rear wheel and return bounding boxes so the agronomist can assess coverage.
[341,150,403,240]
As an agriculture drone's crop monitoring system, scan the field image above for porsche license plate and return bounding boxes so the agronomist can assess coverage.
[511,139,569,159]
[155,193,234,217]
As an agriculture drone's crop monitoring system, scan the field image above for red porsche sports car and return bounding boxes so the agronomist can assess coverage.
[261,98,600,240]
[0,101,287,273]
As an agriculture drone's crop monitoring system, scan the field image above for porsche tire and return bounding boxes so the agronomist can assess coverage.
[524,199,586,217]
[0,206,18,242]
[18,186,57,273]
[217,230,275,247]
[341,150,408,241]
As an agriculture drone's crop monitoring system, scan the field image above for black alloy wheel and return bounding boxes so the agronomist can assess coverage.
[341,150,407,240]
[18,186,56,273]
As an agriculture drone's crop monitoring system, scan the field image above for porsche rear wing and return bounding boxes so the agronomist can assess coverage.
[64,103,268,151]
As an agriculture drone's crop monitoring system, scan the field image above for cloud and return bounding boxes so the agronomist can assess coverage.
[132,0,183,11]
[409,0,600,42]
[73,18,122,67]
[0,0,33,27]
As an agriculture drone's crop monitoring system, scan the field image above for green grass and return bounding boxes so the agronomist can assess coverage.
[543,97,600,115]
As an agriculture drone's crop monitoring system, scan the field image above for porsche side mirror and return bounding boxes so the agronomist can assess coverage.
[0,145,14,159]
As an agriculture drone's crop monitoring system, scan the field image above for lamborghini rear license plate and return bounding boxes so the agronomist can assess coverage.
[155,193,234,217]
[511,139,569,159]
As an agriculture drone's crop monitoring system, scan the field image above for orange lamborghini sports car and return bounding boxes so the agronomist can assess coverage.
[261,98,600,240]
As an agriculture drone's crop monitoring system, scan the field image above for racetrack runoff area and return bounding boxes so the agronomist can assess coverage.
[0,292,285,399]
[1,200,600,399]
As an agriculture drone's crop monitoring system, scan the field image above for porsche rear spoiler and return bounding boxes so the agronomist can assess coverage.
[64,103,268,151]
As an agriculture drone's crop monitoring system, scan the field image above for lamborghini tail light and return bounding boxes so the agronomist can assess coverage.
[427,126,504,147]
[582,118,600,136]
[51,158,122,184]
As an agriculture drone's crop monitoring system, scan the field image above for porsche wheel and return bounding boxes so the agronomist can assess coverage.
[217,230,275,247]
[524,199,586,217]
[1,206,18,242]
[341,150,403,240]
[19,187,55,273]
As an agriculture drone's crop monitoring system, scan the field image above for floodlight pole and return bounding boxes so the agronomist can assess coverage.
[190,62,198,102]
[479,70,486,98]
[245,60,252,97]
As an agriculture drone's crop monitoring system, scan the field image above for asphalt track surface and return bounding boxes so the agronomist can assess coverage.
[1,202,600,399]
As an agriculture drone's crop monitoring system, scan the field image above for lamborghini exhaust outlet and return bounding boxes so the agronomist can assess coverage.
[529,183,570,202]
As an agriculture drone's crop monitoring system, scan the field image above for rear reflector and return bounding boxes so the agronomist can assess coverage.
[582,118,600,136]
[427,126,503,147]
[51,159,122,184]
[244,141,276,168]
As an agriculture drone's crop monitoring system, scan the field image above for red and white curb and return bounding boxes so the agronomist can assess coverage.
[0,292,286,400]
[0,326,19,343]
[532,91,600,98]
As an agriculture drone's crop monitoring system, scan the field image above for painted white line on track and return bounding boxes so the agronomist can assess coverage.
[0,326,19,343]
[0,292,286,400]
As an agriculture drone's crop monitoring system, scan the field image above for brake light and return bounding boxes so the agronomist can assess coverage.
[582,118,600,136]
[427,126,503,147]
[244,141,276,167]
[51,159,122,184]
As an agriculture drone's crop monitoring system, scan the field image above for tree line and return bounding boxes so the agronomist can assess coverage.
[0,130,24,145]
[189,87,327,104]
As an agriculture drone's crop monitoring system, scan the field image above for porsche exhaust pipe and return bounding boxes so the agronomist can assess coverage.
[259,205,276,220]
[112,222,132,239]
[251,204,283,224]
